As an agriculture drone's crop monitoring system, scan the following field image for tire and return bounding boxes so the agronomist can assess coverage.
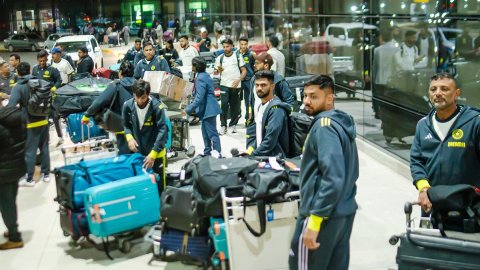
[8,45,13,52]
[31,44,37,52]
[63,231,70,237]
[119,240,131,253]
[186,146,195,158]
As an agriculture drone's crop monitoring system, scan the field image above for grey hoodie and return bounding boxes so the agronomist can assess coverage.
[299,109,359,218]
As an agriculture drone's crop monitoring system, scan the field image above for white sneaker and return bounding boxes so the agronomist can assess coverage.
[40,174,50,183]
[231,126,237,134]
[219,127,228,136]
[18,178,36,187]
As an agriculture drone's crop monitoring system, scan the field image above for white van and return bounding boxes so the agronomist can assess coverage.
[325,23,378,47]
[52,35,103,68]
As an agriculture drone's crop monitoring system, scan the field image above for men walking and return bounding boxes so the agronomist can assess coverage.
[267,35,285,76]
[8,62,52,187]
[289,75,359,270]
[215,38,246,135]
[178,35,199,67]
[133,42,170,79]
[238,37,255,120]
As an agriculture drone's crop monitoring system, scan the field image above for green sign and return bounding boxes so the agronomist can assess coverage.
[188,2,207,10]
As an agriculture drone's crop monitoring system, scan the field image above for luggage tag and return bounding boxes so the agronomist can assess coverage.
[267,205,274,222]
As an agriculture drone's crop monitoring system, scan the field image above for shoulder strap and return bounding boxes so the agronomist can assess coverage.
[108,81,120,110]
[220,54,224,65]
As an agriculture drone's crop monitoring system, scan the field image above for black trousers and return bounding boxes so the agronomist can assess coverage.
[242,80,251,120]
[289,214,355,270]
[116,134,130,155]
[0,182,21,242]
[50,110,63,138]
[25,125,50,180]
[220,86,241,127]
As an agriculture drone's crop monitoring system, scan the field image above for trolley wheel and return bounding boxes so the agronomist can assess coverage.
[186,146,195,158]
[68,238,79,247]
[389,235,399,245]
[159,248,166,259]
[119,240,132,253]
[70,234,80,242]
[63,231,70,237]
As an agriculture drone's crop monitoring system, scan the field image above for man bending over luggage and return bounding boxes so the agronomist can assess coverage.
[411,73,480,214]
[244,70,290,157]
[289,75,359,270]
[133,42,170,79]
[122,80,169,193]
[82,61,136,154]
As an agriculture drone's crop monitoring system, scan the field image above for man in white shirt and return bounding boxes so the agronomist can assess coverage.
[178,34,199,67]
[394,30,424,72]
[215,38,247,135]
[50,47,74,85]
[267,35,285,76]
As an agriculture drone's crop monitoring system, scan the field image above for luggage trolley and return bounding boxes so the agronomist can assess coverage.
[390,202,480,269]
[220,188,300,270]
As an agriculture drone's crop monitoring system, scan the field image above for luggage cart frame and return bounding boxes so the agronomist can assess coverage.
[220,188,300,270]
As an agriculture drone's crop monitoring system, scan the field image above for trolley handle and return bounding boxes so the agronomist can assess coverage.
[220,188,300,203]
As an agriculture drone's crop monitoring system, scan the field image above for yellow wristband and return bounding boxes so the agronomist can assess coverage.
[245,146,254,155]
[148,150,158,159]
[125,134,134,141]
[416,179,431,191]
[81,115,89,122]
[307,215,324,232]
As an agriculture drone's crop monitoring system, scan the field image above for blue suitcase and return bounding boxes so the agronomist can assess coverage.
[54,153,147,209]
[84,174,161,237]
[159,229,213,266]
[66,112,108,143]
[209,217,229,267]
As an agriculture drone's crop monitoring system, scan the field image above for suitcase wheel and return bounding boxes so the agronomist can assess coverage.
[119,239,132,253]
[389,235,399,245]
[63,231,70,237]
[186,146,195,158]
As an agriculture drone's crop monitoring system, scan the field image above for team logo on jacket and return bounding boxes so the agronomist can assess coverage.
[151,66,156,71]
[44,70,49,75]
[452,129,463,140]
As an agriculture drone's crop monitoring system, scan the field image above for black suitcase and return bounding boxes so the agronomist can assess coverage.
[160,185,208,235]
[171,118,190,151]
[391,202,480,270]
[59,206,90,240]
[284,75,313,111]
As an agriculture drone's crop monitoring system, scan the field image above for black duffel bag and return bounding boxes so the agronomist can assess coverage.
[192,156,259,217]
[429,184,480,236]
[240,167,290,237]
[93,82,124,132]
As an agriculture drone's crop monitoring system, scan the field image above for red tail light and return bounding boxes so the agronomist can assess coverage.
[214,88,221,97]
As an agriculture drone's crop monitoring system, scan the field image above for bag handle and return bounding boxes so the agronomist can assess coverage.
[241,199,267,237]
[107,82,120,110]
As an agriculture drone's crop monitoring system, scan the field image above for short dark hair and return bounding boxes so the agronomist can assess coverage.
[430,72,455,82]
[192,56,206,73]
[239,36,249,43]
[143,42,154,49]
[37,50,48,59]
[222,38,234,45]
[254,70,275,83]
[119,61,134,77]
[135,38,142,43]
[132,79,151,97]
[17,62,30,76]
[405,30,417,38]
[78,47,88,53]
[179,35,189,41]
[269,35,279,48]
[9,54,20,61]
[304,75,335,93]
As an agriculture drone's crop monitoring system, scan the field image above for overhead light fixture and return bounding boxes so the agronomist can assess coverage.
[380,3,385,8]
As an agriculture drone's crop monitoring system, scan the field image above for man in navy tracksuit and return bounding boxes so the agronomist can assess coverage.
[289,75,359,270]
[411,73,480,213]
[8,62,51,187]
[238,37,255,120]
[133,42,170,79]
[246,52,295,149]
[245,70,290,157]
[123,39,143,64]
[82,61,136,154]
[122,80,168,192]
[185,57,222,156]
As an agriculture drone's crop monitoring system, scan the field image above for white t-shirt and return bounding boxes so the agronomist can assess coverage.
[179,46,199,67]
[267,48,285,76]
[51,59,74,84]
[419,37,429,57]
[255,99,272,147]
[394,43,418,72]
[135,98,152,129]
[215,52,245,88]
[432,110,460,141]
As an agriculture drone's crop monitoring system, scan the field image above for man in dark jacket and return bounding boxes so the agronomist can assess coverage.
[244,70,290,157]
[411,73,480,213]
[82,61,136,154]
[8,62,51,187]
[123,39,143,64]
[133,42,170,79]
[0,59,17,100]
[185,57,222,156]
[0,104,26,249]
[238,37,255,120]
[246,52,295,149]
[289,75,359,270]
[123,80,168,192]
[32,50,63,146]
[76,47,95,74]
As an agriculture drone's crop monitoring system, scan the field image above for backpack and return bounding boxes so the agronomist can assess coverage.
[27,79,53,117]
[219,50,242,72]
[287,112,313,158]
